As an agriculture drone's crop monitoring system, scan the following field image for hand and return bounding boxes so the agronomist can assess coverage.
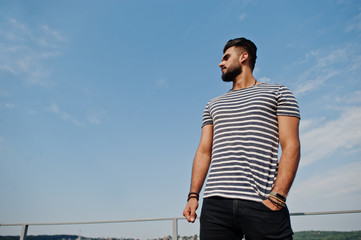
[262,198,283,211]
[183,198,198,223]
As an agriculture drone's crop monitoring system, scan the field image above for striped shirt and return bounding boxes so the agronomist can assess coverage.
[202,83,300,202]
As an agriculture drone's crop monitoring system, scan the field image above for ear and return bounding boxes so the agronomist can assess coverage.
[239,52,248,64]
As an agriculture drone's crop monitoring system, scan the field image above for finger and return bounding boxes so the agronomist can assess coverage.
[183,208,191,222]
[189,210,196,222]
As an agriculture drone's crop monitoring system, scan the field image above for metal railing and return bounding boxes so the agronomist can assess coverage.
[1,209,361,240]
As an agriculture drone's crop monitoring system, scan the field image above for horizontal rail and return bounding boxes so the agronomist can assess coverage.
[1,210,361,226]
[0,217,184,227]
[1,210,360,240]
[290,209,361,216]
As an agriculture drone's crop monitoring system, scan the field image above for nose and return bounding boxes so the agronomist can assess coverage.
[219,61,224,68]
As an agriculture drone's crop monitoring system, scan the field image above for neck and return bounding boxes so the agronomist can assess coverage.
[232,71,256,90]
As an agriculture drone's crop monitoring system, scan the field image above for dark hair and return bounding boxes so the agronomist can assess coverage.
[223,37,257,71]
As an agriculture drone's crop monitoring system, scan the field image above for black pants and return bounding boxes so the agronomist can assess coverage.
[200,197,293,240]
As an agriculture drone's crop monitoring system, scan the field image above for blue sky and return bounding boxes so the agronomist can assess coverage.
[1,0,361,239]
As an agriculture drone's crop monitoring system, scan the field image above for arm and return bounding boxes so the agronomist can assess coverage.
[263,116,300,210]
[183,124,213,222]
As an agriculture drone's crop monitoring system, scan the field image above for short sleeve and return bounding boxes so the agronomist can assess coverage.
[276,86,300,119]
[202,102,213,127]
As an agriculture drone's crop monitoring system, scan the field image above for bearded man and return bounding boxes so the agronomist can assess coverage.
[183,37,301,240]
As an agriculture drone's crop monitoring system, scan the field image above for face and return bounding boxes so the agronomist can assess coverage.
[219,46,243,82]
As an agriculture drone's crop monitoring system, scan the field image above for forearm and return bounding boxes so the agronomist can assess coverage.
[187,124,213,194]
[189,151,212,194]
[272,141,300,197]
[183,125,213,222]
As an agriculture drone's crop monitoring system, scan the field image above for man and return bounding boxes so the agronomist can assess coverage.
[183,37,300,240]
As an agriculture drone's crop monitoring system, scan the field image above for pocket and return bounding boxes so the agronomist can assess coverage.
[260,201,283,212]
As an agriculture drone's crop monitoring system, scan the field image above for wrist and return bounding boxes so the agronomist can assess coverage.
[267,196,286,208]
[270,191,287,203]
[187,192,199,202]
[187,196,199,202]
[270,188,288,198]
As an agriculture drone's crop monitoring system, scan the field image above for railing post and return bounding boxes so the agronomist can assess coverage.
[20,224,28,240]
[172,218,178,240]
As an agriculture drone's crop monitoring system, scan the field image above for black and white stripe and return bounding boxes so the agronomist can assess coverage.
[202,83,300,202]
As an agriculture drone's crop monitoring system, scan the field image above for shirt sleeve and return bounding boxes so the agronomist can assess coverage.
[202,102,213,127]
[276,85,300,119]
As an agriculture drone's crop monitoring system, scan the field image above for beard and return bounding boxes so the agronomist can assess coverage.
[222,63,242,82]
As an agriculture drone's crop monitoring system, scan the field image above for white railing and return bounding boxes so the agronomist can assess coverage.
[1,210,361,240]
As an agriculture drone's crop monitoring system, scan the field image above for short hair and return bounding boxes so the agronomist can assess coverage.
[223,37,257,71]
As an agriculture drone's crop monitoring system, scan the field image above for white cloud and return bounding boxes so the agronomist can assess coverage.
[155,78,168,88]
[237,0,254,9]
[49,103,83,126]
[238,13,247,21]
[0,18,66,87]
[300,107,361,166]
[0,103,15,109]
[258,76,271,83]
[27,110,37,114]
[41,25,66,44]
[88,116,100,125]
[350,54,361,73]
[335,90,361,105]
[346,10,361,32]
[293,48,347,96]
[294,70,338,95]
[299,117,325,133]
[0,136,4,152]
[292,161,361,201]
[316,49,347,67]
[49,103,103,126]
[87,109,104,125]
